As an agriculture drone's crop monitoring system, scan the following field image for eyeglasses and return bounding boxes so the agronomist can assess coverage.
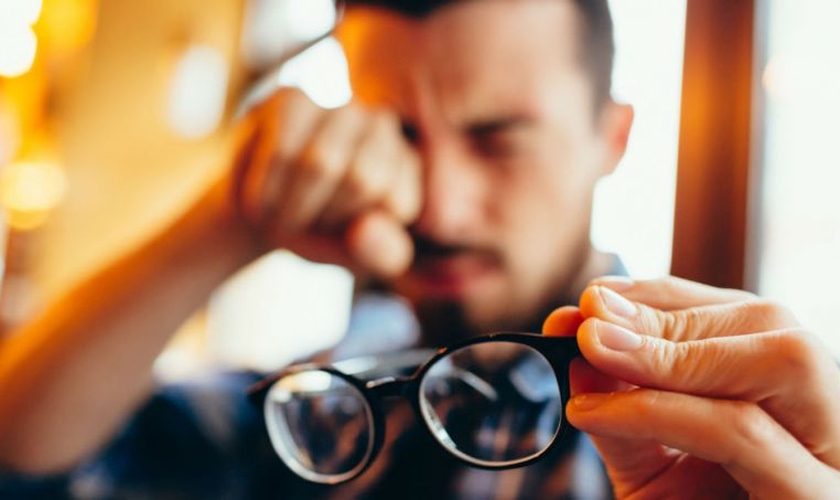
[247,332,580,484]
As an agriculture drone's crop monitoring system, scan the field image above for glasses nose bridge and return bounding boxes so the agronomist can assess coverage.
[366,375,415,400]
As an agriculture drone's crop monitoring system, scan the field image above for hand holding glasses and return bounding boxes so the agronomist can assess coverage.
[247,333,580,484]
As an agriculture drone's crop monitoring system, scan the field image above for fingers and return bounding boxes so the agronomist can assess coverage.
[590,275,755,311]
[234,88,422,277]
[278,103,368,230]
[318,109,421,228]
[577,319,840,468]
[568,277,840,496]
[568,389,840,499]
[541,306,583,338]
[569,357,628,396]
[381,144,422,223]
[238,88,324,225]
[577,320,815,399]
[579,285,800,342]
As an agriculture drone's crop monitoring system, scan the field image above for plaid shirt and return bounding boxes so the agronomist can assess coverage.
[1,278,621,499]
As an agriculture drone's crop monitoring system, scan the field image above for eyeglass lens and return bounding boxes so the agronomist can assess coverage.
[264,370,375,483]
[419,341,562,466]
[264,341,564,482]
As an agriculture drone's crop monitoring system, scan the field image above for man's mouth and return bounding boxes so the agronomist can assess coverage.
[409,239,500,297]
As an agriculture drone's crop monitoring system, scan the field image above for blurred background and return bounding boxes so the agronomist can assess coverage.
[0,0,838,375]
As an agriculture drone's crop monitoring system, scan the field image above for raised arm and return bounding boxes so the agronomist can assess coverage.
[0,88,421,474]
[0,181,258,473]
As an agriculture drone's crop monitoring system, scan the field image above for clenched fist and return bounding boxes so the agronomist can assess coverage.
[234,88,422,277]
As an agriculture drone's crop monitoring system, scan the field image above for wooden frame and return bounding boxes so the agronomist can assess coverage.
[671,0,756,290]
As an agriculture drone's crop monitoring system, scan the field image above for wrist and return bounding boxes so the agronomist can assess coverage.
[161,178,264,290]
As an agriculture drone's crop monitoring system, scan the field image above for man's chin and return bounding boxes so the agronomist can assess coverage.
[409,293,530,347]
[411,298,485,347]
[405,252,501,299]
[390,268,523,343]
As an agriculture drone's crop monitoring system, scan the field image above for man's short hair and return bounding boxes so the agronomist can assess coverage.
[343,0,615,106]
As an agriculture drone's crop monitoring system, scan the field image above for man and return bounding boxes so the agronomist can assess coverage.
[2,0,840,498]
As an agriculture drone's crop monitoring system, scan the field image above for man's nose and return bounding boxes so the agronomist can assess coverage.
[411,145,483,242]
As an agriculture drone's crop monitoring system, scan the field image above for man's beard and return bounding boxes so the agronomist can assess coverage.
[413,295,570,348]
[382,234,587,347]
[413,299,479,348]
[405,234,500,346]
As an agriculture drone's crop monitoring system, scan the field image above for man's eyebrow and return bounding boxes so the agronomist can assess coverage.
[398,114,536,141]
[465,115,535,135]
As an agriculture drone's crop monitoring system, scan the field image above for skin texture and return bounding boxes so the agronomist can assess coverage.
[543,276,840,498]
[1,2,838,498]
[0,1,632,473]
[243,2,633,336]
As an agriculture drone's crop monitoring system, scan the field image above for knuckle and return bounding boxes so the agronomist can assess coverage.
[769,329,825,381]
[301,147,343,181]
[345,165,388,203]
[741,299,800,329]
[645,338,706,388]
[667,341,699,378]
[644,307,686,342]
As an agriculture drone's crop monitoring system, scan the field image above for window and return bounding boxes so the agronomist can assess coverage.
[592,0,687,278]
[754,0,840,357]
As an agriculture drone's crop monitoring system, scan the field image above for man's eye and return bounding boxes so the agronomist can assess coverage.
[472,133,524,159]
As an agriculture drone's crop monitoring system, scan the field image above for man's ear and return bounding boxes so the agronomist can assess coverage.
[599,101,634,175]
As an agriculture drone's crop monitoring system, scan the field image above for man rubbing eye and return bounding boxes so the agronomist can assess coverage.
[4,1,840,498]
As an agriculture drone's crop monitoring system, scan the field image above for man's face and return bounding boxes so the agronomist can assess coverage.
[339,1,628,335]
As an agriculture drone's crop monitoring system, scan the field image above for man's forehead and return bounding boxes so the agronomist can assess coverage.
[338,1,580,64]
[336,1,583,121]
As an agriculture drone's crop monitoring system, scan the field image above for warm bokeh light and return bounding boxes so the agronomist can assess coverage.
[167,45,229,139]
[0,0,43,77]
[0,0,98,234]
[0,26,38,78]
[0,0,43,25]
[0,159,67,230]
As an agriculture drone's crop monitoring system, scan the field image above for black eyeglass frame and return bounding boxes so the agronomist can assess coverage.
[247,332,581,484]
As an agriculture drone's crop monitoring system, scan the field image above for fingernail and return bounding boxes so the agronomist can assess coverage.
[595,321,643,351]
[570,393,609,411]
[591,275,635,292]
[598,286,637,318]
